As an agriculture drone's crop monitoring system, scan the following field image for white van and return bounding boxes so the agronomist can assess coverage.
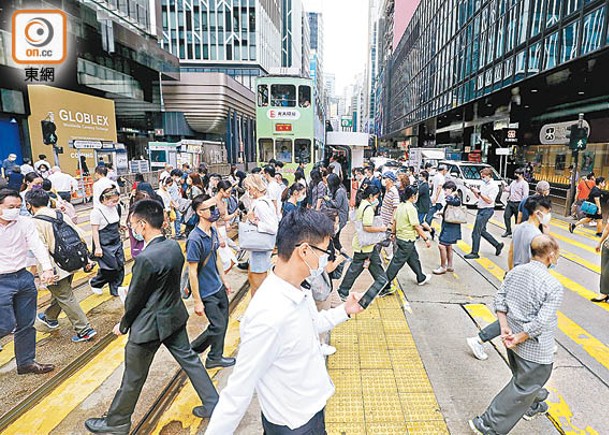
[440,160,509,207]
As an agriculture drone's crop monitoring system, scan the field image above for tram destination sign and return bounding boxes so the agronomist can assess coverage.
[540,120,591,145]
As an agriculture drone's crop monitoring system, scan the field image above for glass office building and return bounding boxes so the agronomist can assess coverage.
[384,0,609,183]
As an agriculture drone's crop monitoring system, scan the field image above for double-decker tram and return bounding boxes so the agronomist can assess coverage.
[255,75,322,178]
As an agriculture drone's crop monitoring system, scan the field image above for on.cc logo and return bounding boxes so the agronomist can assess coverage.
[12,10,67,64]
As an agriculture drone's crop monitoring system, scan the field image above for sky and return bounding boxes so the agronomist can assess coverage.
[304,0,370,95]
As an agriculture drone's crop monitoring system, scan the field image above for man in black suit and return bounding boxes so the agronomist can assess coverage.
[85,200,219,434]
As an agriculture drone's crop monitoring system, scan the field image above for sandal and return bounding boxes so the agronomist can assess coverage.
[591,295,609,303]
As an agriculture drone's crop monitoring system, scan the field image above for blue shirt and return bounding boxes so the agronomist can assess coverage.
[282,201,297,218]
[186,226,223,299]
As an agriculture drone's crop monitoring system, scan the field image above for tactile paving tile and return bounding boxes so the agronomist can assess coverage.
[379,308,407,319]
[325,393,366,423]
[358,333,387,349]
[325,422,367,435]
[335,319,359,334]
[331,335,359,353]
[389,350,426,370]
[356,307,383,320]
[361,370,398,393]
[327,349,360,369]
[328,369,363,394]
[382,320,410,334]
[357,319,385,334]
[360,351,393,369]
[394,371,434,393]
[363,392,405,422]
[366,422,409,434]
[406,420,450,434]
[385,333,417,349]
[376,296,401,309]
[399,392,445,422]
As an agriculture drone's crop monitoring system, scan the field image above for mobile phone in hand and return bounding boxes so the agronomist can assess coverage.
[358,276,389,309]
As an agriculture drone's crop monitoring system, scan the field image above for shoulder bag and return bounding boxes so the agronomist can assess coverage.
[238,198,277,251]
[443,203,468,224]
[354,205,388,247]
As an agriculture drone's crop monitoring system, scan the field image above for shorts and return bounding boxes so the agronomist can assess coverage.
[249,250,272,273]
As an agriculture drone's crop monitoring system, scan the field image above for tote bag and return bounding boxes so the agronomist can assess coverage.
[443,204,467,224]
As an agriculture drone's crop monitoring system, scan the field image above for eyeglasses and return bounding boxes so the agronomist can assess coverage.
[202,204,217,212]
[296,243,332,256]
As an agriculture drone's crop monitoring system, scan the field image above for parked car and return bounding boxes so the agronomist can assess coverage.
[440,160,509,207]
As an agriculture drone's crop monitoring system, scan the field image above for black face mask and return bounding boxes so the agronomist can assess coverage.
[206,208,220,223]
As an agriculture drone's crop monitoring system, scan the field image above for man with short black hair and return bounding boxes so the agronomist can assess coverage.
[470,235,563,434]
[328,154,343,180]
[85,200,218,434]
[187,194,235,368]
[0,188,56,374]
[501,168,529,237]
[206,208,365,434]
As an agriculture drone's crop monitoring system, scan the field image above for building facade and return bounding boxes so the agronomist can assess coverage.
[382,0,609,183]
[308,11,326,148]
[281,0,304,73]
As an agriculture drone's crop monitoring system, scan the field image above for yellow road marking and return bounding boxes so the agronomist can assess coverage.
[0,332,51,366]
[557,312,609,372]
[464,304,599,435]
[549,271,609,314]
[2,335,129,434]
[149,293,252,434]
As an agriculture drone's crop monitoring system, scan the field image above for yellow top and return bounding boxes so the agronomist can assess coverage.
[352,199,376,253]
[395,201,419,242]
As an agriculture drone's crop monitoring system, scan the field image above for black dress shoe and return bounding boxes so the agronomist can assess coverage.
[192,405,215,419]
[205,356,236,369]
[496,243,505,256]
[464,253,480,260]
[84,417,130,434]
[17,361,55,375]
[237,262,249,271]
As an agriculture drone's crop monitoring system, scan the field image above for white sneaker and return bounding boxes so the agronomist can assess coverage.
[117,287,129,304]
[417,274,431,286]
[553,344,558,354]
[467,336,489,360]
[89,279,103,295]
[321,344,337,356]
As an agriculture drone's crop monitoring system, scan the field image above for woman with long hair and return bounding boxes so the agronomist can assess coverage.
[184,173,206,235]
[127,189,150,258]
[281,183,306,218]
[243,174,278,295]
[433,181,462,275]
[215,180,240,272]
[20,172,44,215]
[309,168,327,210]
[324,173,349,254]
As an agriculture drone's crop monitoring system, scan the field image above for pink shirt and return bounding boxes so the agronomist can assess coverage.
[0,216,52,274]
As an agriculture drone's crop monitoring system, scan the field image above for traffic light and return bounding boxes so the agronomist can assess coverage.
[566,124,588,150]
[41,120,58,145]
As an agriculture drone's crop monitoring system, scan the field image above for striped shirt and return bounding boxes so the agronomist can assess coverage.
[495,261,563,364]
[380,186,400,226]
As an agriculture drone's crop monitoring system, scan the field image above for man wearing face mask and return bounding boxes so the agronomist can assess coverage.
[0,189,56,374]
[467,196,553,361]
[205,208,364,434]
[470,235,563,435]
[85,200,219,434]
[465,168,504,260]
[187,194,235,368]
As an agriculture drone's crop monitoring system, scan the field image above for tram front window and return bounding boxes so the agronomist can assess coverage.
[295,139,311,164]
[271,84,296,107]
[298,86,311,108]
[276,139,293,163]
[259,138,274,162]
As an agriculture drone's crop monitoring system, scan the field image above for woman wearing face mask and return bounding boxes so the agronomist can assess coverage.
[89,188,126,297]
[243,174,278,295]
[570,176,606,236]
[433,181,462,275]
[127,190,150,258]
[281,183,306,218]
[20,172,44,216]
[309,168,327,210]
[214,180,240,272]
[323,173,349,256]
[337,185,389,300]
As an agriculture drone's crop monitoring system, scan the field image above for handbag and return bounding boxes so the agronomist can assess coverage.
[238,221,276,251]
[308,271,332,302]
[354,205,389,247]
[581,201,598,215]
[444,204,468,224]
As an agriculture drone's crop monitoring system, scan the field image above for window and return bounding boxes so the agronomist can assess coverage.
[295,139,311,164]
[298,85,311,108]
[531,0,544,37]
[543,31,559,70]
[564,0,582,17]
[257,84,268,106]
[460,165,501,180]
[528,42,541,74]
[258,139,274,162]
[275,139,293,163]
[560,21,579,64]
[581,8,605,55]
[271,84,296,107]
[515,50,526,80]
[546,0,560,28]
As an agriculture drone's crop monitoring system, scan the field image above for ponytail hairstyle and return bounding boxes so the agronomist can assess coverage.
[356,184,381,207]
[281,182,306,202]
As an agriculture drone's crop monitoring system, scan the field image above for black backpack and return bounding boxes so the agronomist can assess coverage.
[33,211,90,272]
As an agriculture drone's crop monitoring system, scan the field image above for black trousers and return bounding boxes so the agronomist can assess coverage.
[503,201,520,233]
[338,249,387,298]
[262,408,326,434]
[106,326,219,426]
[191,288,229,360]
[57,191,71,202]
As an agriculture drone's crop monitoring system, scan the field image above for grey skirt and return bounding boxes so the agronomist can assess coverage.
[600,244,609,295]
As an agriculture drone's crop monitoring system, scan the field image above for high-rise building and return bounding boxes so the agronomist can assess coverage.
[161,0,282,91]
[307,10,326,148]
[381,0,609,181]
[301,4,311,78]
[281,0,303,73]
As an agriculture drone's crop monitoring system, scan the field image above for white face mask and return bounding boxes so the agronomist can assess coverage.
[1,208,20,221]
[381,179,387,187]
[538,211,552,226]
[305,248,329,279]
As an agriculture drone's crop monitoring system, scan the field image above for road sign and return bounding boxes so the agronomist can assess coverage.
[341,118,352,128]
[540,120,591,145]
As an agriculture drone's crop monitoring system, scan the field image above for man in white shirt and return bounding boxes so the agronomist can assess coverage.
[159,164,173,183]
[92,166,117,208]
[0,188,56,374]
[48,166,79,203]
[205,208,365,434]
[328,154,343,180]
[465,168,504,259]
[263,165,283,219]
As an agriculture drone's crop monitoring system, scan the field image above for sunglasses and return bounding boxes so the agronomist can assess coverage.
[202,204,217,212]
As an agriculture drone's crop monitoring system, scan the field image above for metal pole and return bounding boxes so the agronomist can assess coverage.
[567,113,585,216]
